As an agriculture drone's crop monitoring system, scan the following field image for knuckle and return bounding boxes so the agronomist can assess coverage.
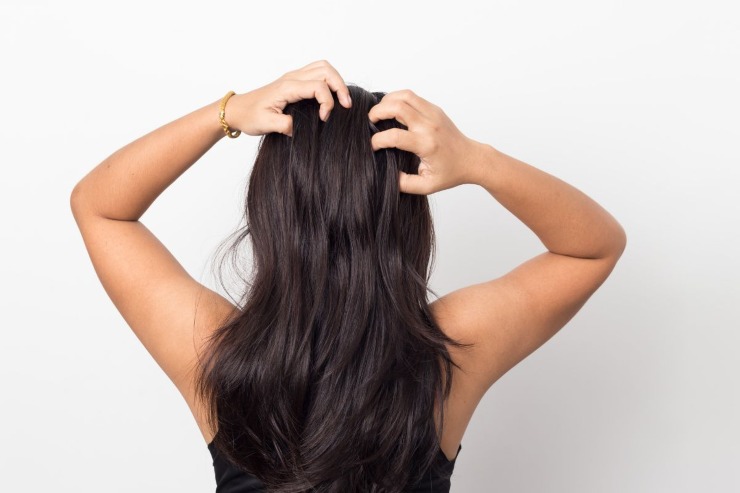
[388,100,404,115]
[424,137,439,154]
[398,89,414,100]
[316,81,332,96]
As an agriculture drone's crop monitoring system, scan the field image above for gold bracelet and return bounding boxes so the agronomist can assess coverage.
[218,90,241,138]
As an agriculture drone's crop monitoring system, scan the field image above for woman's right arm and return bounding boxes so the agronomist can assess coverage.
[369,90,626,393]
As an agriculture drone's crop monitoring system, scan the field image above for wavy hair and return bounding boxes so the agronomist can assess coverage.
[194,84,474,492]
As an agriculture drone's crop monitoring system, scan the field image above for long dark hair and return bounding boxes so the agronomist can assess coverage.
[194,84,474,492]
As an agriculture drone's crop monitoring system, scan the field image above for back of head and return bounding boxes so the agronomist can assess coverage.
[195,84,472,492]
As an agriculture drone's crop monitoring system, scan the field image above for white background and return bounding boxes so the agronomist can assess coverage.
[2,1,738,491]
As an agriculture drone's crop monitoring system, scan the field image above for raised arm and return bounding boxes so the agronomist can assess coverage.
[369,90,626,394]
[69,60,354,438]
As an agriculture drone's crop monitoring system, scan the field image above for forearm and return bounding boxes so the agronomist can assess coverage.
[469,143,626,259]
[71,95,235,220]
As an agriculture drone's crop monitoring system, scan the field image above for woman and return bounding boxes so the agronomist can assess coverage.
[70,60,626,492]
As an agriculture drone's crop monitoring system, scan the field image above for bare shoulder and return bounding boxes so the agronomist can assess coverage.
[182,287,241,445]
[430,249,625,396]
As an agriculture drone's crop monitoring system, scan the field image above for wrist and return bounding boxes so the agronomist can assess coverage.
[462,139,501,188]
[223,93,247,131]
[216,92,247,139]
[204,98,229,141]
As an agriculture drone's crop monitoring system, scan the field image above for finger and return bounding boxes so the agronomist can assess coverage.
[302,66,352,109]
[398,170,432,195]
[282,79,334,121]
[291,60,352,108]
[371,127,423,154]
[268,113,293,137]
[376,89,437,120]
[368,99,423,127]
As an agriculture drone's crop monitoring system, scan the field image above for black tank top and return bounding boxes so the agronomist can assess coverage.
[208,440,461,492]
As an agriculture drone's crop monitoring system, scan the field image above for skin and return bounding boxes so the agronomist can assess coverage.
[70,60,626,463]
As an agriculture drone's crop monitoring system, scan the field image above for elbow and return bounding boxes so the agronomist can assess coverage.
[617,222,627,250]
[69,182,89,218]
[610,223,628,259]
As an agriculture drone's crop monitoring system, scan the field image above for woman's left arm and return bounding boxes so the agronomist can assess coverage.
[71,96,229,221]
[69,60,351,432]
[69,96,243,414]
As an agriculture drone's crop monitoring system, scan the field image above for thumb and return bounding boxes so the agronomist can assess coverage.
[398,170,431,195]
[269,113,294,136]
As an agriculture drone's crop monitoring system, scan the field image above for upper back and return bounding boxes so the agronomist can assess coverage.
[191,249,622,485]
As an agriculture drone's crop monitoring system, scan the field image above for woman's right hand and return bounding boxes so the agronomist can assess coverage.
[368,89,486,195]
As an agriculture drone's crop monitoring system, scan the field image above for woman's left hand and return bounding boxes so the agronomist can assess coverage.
[223,59,353,137]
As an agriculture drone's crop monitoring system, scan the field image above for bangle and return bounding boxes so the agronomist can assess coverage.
[218,90,241,138]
